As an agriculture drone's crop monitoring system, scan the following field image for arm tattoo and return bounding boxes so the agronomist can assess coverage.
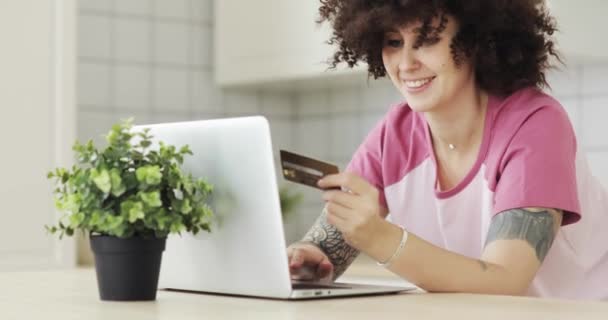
[484,208,561,262]
[301,207,359,280]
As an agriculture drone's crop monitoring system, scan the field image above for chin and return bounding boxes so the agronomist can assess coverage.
[404,96,438,113]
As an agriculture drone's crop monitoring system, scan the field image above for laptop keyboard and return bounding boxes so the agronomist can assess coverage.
[292,282,352,290]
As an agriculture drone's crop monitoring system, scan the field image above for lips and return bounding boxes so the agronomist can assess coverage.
[404,77,435,89]
[402,76,436,93]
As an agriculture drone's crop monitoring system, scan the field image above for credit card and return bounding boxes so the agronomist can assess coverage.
[279,150,339,190]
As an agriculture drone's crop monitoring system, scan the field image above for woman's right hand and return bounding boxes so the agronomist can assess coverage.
[287,242,334,282]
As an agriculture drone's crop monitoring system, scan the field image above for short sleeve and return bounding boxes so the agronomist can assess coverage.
[345,116,388,209]
[493,106,581,225]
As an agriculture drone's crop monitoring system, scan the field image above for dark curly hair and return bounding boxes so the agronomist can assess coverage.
[318,0,561,96]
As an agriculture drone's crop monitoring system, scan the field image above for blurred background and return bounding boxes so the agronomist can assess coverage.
[1,0,607,270]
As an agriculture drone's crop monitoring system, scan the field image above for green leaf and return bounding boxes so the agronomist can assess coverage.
[183,177,194,195]
[191,226,199,235]
[121,201,145,223]
[155,211,171,230]
[91,168,111,194]
[197,179,213,194]
[170,219,185,233]
[45,225,58,234]
[179,145,192,155]
[180,198,192,214]
[64,194,82,214]
[69,212,85,228]
[140,191,162,208]
[106,215,125,231]
[135,165,162,186]
[143,209,157,229]
[131,150,144,161]
[139,140,152,148]
[109,168,126,197]
[89,210,104,228]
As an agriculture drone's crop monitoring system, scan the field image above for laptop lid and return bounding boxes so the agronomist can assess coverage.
[137,116,293,299]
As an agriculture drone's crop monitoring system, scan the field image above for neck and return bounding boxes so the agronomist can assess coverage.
[424,86,488,154]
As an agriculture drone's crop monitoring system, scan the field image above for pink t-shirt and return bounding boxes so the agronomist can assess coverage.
[347,87,608,300]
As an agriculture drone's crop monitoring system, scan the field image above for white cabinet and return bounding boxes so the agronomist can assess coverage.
[548,0,608,62]
[215,0,608,89]
[214,0,367,89]
[0,0,76,270]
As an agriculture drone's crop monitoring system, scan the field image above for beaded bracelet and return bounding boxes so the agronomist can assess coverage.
[377,227,408,268]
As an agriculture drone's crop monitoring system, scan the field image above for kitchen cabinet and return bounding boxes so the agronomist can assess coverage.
[214,0,367,90]
[548,0,608,62]
[215,0,608,90]
[0,0,76,270]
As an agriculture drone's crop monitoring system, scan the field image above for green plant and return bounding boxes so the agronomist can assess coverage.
[279,186,303,219]
[46,119,214,239]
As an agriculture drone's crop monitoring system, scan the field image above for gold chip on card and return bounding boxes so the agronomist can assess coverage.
[279,150,339,190]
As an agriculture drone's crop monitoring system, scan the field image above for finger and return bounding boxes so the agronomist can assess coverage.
[322,190,363,209]
[288,247,327,281]
[318,172,374,196]
[289,245,325,269]
[290,265,316,281]
[316,256,334,279]
[326,201,352,220]
[289,248,304,268]
[317,173,341,189]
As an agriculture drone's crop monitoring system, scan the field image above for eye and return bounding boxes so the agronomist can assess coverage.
[383,38,403,48]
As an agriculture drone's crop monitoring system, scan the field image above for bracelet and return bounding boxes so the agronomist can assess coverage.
[376,226,408,268]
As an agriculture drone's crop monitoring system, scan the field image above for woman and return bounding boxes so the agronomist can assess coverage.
[287,0,608,300]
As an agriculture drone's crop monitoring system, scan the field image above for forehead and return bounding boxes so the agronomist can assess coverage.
[383,15,455,35]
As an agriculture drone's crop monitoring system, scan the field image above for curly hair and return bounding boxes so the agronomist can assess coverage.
[318,0,561,96]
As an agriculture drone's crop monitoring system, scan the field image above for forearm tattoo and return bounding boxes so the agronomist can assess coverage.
[485,208,560,262]
[301,207,360,279]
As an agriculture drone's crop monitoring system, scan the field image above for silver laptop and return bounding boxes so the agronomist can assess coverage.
[136,116,415,299]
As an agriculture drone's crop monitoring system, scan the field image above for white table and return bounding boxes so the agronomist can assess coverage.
[1,263,607,320]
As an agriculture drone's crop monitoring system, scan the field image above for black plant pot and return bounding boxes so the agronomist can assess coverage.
[90,235,166,301]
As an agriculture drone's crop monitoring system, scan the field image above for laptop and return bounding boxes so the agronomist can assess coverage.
[135,116,415,299]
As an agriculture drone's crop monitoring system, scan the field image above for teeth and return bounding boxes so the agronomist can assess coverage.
[405,77,433,89]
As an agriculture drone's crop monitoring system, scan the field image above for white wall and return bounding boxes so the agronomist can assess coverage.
[76,0,298,262]
[77,0,608,256]
[0,0,76,271]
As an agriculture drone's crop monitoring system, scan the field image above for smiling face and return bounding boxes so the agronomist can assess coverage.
[381,16,477,113]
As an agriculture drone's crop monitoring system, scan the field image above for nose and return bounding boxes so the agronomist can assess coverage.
[397,46,420,73]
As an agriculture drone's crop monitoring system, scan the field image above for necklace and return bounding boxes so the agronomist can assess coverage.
[448,144,456,150]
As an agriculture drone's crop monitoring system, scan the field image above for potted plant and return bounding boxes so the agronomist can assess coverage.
[278,185,304,244]
[46,119,215,301]
[279,186,303,220]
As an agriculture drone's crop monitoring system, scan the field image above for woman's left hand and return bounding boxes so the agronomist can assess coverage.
[317,172,388,252]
